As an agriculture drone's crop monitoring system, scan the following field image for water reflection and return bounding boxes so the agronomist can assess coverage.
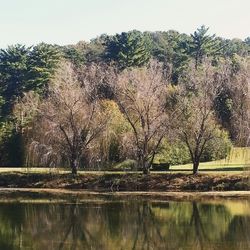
[0,198,249,250]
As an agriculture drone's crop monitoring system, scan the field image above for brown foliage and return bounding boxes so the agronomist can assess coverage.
[176,61,225,174]
[28,62,110,173]
[113,60,173,173]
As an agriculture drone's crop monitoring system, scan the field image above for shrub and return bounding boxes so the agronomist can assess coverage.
[155,130,232,166]
[201,129,232,162]
[154,140,191,165]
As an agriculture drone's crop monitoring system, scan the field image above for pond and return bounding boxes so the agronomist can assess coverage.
[0,193,249,250]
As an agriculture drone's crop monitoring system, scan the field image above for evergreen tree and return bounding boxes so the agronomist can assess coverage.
[0,43,60,115]
[190,25,221,68]
[0,43,61,166]
[105,30,150,69]
[0,44,29,116]
[27,43,61,93]
[149,30,191,83]
[62,42,87,67]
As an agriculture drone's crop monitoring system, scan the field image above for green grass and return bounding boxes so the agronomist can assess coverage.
[170,147,250,172]
[0,147,249,174]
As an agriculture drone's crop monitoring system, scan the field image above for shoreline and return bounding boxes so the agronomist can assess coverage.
[0,188,249,203]
[0,171,249,192]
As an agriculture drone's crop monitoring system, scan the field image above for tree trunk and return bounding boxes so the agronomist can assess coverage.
[193,160,199,175]
[71,159,78,175]
[143,167,150,175]
[138,157,150,174]
[142,161,150,175]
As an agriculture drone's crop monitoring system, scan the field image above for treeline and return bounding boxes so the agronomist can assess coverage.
[0,26,249,174]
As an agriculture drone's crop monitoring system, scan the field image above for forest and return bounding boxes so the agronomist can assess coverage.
[0,26,249,174]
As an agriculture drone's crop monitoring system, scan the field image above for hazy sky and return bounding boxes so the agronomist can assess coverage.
[1,0,249,48]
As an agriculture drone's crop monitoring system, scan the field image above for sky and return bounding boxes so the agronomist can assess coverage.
[0,0,249,48]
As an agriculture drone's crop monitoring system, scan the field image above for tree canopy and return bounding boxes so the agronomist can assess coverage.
[0,26,249,173]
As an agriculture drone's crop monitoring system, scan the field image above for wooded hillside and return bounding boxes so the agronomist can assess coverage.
[0,26,249,174]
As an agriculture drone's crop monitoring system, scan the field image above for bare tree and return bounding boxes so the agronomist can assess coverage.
[229,57,250,146]
[113,61,172,174]
[177,61,225,174]
[214,57,250,146]
[77,62,118,100]
[29,62,109,174]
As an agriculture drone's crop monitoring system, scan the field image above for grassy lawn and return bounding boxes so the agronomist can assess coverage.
[170,147,250,172]
[0,147,249,174]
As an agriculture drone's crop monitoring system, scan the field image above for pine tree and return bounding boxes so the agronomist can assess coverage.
[190,25,221,68]
[27,43,61,93]
[105,30,150,69]
[0,44,29,115]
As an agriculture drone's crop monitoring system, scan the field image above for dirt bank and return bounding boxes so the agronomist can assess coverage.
[0,172,249,192]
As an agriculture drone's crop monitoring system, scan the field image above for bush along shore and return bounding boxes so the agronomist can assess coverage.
[0,172,249,192]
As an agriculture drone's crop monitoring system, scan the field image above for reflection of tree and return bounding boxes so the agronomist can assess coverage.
[189,202,206,249]
[24,200,106,250]
[0,204,26,250]
[58,199,103,250]
[150,201,234,250]
[0,201,106,250]
[184,202,234,249]
[131,202,167,250]
[0,199,249,249]
[225,216,250,250]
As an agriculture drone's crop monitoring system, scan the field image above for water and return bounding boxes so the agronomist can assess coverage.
[0,195,249,250]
